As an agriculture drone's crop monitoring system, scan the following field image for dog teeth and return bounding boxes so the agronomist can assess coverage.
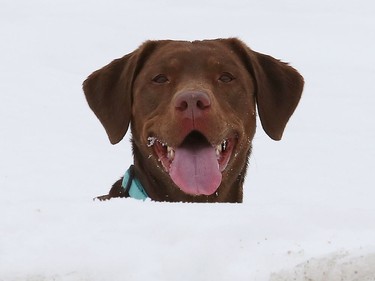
[167,146,175,160]
[215,145,222,157]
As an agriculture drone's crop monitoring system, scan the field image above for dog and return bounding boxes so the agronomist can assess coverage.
[83,38,304,203]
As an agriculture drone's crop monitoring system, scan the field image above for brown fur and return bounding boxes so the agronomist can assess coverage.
[83,38,304,203]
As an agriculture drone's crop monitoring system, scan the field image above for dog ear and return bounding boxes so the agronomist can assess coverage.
[83,41,157,144]
[226,39,304,140]
[252,51,304,140]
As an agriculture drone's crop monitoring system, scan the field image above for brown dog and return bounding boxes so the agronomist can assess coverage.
[83,38,304,203]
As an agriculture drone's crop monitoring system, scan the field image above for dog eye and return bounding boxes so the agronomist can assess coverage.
[218,73,235,83]
[152,74,169,84]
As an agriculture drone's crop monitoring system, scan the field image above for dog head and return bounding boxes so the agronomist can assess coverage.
[83,38,304,201]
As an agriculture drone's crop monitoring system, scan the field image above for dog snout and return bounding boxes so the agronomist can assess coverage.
[174,91,211,119]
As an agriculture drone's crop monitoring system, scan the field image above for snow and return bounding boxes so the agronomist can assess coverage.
[1,0,375,280]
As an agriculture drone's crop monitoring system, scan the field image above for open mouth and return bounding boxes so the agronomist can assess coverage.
[147,131,237,196]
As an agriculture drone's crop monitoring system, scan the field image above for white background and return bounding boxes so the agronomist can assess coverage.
[1,0,374,280]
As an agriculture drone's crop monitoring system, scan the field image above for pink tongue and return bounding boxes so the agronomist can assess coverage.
[169,145,222,196]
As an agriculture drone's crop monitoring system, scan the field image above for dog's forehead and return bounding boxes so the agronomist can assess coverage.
[145,40,240,69]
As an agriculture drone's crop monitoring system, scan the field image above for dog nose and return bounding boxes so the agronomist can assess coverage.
[175,91,211,115]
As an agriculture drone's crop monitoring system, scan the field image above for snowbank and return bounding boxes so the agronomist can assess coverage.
[1,0,375,280]
[271,249,375,281]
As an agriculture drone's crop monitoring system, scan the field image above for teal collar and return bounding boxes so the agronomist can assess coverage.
[122,165,148,200]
